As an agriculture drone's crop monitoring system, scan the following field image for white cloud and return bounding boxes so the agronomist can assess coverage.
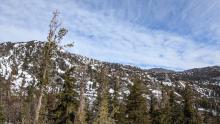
[0,0,219,70]
[0,25,46,42]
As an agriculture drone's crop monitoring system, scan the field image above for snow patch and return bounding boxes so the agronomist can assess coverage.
[151,89,162,98]
[162,81,172,86]
[179,81,185,88]
[109,88,114,94]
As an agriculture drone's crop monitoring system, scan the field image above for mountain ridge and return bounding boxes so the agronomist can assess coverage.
[1,40,219,73]
[0,40,219,123]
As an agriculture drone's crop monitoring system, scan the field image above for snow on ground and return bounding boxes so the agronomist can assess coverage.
[57,68,65,74]
[174,92,182,97]
[123,89,130,95]
[193,84,212,97]
[11,69,36,91]
[85,81,97,105]
[151,89,162,98]
[0,50,14,79]
[0,60,12,79]
[64,59,72,67]
[109,88,114,93]
[162,81,172,86]
[178,81,185,88]
[198,108,218,116]
[147,75,156,82]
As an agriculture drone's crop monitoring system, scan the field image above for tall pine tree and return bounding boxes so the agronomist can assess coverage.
[75,65,88,124]
[0,102,5,123]
[149,93,160,124]
[126,77,149,124]
[34,10,68,124]
[159,88,172,124]
[93,67,115,124]
[52,67,79,124]
[110,73,127,124]
[169,90,184,124]
[183,83,201,124]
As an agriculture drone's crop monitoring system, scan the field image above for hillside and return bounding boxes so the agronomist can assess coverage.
[0,41,220,123]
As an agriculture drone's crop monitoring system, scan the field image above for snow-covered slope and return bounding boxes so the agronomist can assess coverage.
[0,41,219,115]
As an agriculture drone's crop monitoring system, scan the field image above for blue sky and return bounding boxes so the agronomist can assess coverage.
[0,0,220,70]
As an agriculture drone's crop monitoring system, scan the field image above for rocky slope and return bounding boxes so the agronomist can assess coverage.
[0,41,220,116]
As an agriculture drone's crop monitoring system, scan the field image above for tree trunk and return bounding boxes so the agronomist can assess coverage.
[75,80,86,124]
[33,89,43,124]
[34,42,49,124]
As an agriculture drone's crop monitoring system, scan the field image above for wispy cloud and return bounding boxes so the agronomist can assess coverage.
[0,0,219,70]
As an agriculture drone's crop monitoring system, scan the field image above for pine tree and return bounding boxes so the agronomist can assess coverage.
[0,102,5,124]
[149,94,160,124]
[25,83,36,123]
[115,103,126,124]
[74,65,88,124]
[110,74,126,124]
[90,68,105,119]
[112,76,120,113]
[93,68,115,124]
[168,90,184,124]
[183,83,201,124]
[0,80,5,124]
[183,84,194,124]
[52,67,79,124]
[159,89,171,124]
[126,77,149,124]
[34,10,68,124]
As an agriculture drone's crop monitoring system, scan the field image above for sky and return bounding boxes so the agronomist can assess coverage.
[0,0,220,70]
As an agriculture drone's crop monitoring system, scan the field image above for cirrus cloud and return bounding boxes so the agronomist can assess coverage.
[0,0,219,70]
